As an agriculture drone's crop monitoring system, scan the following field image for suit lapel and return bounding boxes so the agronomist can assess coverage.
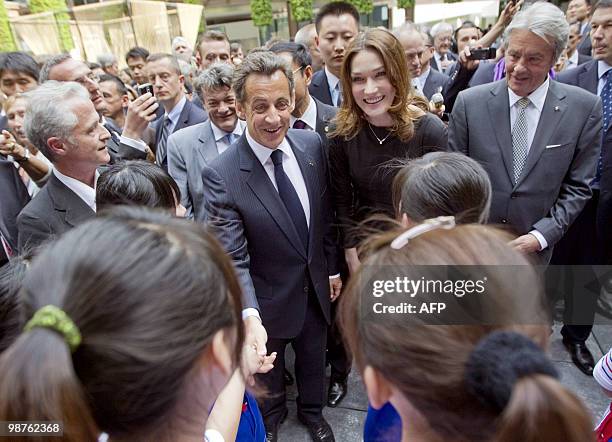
[487,82,514,184]
[312,71,333,106]
[174,100,192,133]
[48,175,95,228]
[516,82,567,188]
[239,137,307,258]
[196,121,219,164]
[578,61,598,95]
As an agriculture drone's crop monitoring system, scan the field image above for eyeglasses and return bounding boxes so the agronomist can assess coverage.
[292,67,304,75]
[74,72,100,85]
[390,216,456,250]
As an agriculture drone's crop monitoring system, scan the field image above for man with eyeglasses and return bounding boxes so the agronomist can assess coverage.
[430,22,457,74]
[39,54,157,163]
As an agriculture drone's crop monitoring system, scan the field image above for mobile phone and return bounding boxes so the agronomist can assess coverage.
[137,83,154,96]
[467,47,497,60]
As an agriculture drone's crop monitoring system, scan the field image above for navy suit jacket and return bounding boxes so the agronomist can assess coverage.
[309,70,334,106]
[201,129,339,338]
[0,159,30,261]
[557,60,612,262]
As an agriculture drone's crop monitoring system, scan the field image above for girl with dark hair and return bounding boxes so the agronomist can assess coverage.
[329,28,448,274]
[341,221,594,442]
[0,208,252,441]
[96,160,186,216]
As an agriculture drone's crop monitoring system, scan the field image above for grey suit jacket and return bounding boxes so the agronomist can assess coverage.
[448,79,602,251]
[167,120,220,221]
[423,68,450,100]
[201,130,339,338]
[17,173,95,253]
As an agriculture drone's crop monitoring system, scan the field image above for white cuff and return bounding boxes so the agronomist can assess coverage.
[242,308,261,321]
[118,135,147,152]
[529,229,548,251]
[329,274,340,280]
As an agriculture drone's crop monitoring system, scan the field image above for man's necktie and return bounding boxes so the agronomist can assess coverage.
[512,97,530,184]
[293,119,307,130]
[156,116,171,169]
[225,132,236,145]
[270,149,308,249]
[335,83,343,107]
[597,70,612,184]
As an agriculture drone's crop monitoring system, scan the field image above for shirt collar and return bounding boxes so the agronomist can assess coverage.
[53,168,99,212]
[325,66,340,91]
[211,119,245,142]
[245,128,292,167]
[418,67,431,82]
[598,60,612,80]
[568,49,579,66]
[165,95,187,125]
[507,77,550,113]
[290,96,317,130]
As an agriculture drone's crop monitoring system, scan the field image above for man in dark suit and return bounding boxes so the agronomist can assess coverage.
[202,51,340,442]
[430,21,458,74]
[449,3,602,368]
[145,54,208,171]
[566,0,594,56]
[554,0,612,375]
[270,41,350,408]
[17,81,111,253]
[40,54,157,163]
[308,2,360,107]
[168,63,244,221]
[0,158,30,264]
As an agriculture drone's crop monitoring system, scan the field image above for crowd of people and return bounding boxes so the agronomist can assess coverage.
[1,0,612,441]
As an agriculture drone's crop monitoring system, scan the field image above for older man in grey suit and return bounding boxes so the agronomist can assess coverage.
[167,63,244,221]
[449,2,602,373]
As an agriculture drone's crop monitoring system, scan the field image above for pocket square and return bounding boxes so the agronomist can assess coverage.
[545,144,562,149]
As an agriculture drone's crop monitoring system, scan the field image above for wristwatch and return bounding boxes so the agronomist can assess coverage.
[15,149,30,164]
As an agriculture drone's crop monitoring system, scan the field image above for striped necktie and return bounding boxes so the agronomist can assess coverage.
[512,97,530,184]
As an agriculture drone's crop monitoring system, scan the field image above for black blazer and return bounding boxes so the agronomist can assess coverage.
[201,129,339,339]
[557,60,612,262]
[309,70,335,106]
[577,23,592,57]
[0,159,30,261]
[154,99,208,168]
[313,97,337,156]
[104,122,148,163]
[17,173,95,253]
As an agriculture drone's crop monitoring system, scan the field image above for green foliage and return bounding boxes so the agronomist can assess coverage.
[397,0,414,9]
[289,0,312,22]
[29,0,74,51]
[443,0,461,3]
[347,0,373,14]
[183,0,200,4]
[250,0,273,27]
[0,0,16,51]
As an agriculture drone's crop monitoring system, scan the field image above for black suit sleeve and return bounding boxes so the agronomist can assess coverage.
[328,136,356,249]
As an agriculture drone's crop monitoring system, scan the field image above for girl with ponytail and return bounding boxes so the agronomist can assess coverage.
[340,220,595,442]
[0,207,246,442]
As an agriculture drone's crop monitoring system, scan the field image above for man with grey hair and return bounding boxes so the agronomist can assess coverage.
[97,53,119,76]
[202,51,340,442]
[40,54,157,162]
[167,63,244,220]
[430,21,456,73]
[172,36,194,63]
[449,1,601,272]
[17,81,111,252]
[295,23,324,72]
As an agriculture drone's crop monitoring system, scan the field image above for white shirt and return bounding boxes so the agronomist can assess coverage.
[53,168,99,212]
[211,119,245,155]
[290,95,317,131]
[433,51,451,72]
[245,130,310,227]
[325,67,341,106]
[597,60,612,95]
[413,67,431,93]
[564,50,580,71]
[508,78,551,250]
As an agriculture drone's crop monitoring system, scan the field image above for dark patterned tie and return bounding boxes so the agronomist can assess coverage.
[512,97,530,184]
[596,70,612,184]
[156,116,171,170]
[293,119,307,130]
[270,149,308,249]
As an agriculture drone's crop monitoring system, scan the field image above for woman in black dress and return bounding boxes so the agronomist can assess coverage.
[329,28,448,273]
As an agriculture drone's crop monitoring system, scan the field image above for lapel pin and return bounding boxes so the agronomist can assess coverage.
[554,106,560,112]
[324,125,329,133]
[308,160,315,167]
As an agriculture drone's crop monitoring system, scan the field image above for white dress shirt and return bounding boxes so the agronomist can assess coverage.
[211,119,245,155]
[597,60,612,95]
[564,50,580,71]
[508,78,551,250]
[290,95,317,131]
[53,168,99,212]
[325,67,341,106]
[245,130,310,226]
